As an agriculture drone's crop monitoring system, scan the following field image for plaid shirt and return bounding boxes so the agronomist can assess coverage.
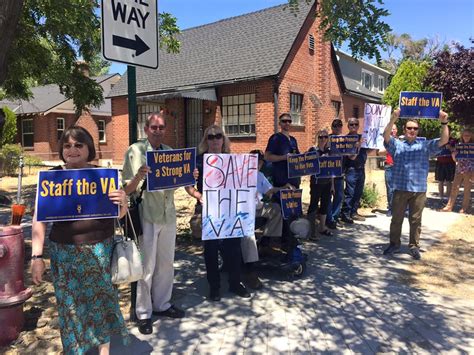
[385,137,441,192]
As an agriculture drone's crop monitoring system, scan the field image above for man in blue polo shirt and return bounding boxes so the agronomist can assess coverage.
[382,108,449,259]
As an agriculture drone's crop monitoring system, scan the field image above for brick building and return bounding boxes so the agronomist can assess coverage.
[1,74,121,165]
[108,1,348,163]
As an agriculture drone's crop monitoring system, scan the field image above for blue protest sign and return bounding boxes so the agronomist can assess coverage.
[329,135,359,155]
[146,148,196,190]
[456,143,474,159]
[399,91,442,119]
[35,168,119,222]
[287,151,320,178]
[318,156,343,178]
[280,189,303,220]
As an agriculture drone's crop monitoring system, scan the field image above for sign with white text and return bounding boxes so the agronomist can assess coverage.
[329,135,359,155]
[202,154,258,240]
[362,103,391,149]
[456,143,474,160]
[399,91,442,119]
[287,151,320,178]
[280,189,303,219]
[35,168,119,222]
[101,0,158,68]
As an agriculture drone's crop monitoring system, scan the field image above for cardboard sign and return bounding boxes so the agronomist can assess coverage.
[362,103,392,149]
[202,154,258,240]
[456,143,474,159]
[399,91,442,119]
[146,148,196,190]
[35,168,119,222]
[280,189,303,219]
[287,151,320,178]
[330,135,359,155]
[318,156,343,178]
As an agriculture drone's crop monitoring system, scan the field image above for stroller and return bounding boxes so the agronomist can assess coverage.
[255,216,309,278]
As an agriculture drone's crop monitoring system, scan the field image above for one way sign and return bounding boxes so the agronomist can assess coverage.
[101,0,158,69]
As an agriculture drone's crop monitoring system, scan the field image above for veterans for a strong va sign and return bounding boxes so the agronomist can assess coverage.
[35,168,120,222]
[202,154,258,241]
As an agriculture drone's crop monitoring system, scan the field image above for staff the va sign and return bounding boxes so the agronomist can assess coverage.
[101,0,158,69]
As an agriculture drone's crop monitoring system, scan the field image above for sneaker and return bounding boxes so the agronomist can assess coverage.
[351,213,366,221]
[383,243,401,255]
[229,283,251,298]
[153,305,185,319]
[409,247,421,260]
[341,215,354,224]
[137,318,153,335]
[243,271,263,290]
[326,221,338,230]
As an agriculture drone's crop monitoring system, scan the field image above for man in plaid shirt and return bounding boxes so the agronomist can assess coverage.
[382,108,449,260]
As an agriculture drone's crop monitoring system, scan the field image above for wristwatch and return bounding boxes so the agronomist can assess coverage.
[441,121,448,125]
[31,255,43,260]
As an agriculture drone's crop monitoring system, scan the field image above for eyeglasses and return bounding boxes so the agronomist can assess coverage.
[207,133,223,140]
[280,119,292,124]
[63,142,85,150]
[318,136,329,139]
[149,125,166,131]
[406,126,419,131]
[349,123,359,127]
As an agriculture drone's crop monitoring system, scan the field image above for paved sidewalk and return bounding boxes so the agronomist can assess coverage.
[109,197,473,354]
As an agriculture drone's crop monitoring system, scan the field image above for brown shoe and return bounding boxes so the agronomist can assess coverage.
[244,271,263,290]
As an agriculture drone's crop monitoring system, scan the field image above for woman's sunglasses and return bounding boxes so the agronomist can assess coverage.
[406,127,419,131]
[207,133,223,140]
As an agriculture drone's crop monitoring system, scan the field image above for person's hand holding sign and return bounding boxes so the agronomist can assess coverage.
[108,189,128,218]
[136,165,151,180]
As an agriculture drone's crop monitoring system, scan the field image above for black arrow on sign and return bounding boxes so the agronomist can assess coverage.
[112,34,150,56]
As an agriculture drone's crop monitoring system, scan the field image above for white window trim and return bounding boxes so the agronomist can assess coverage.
[361,68,374,91]
[378,75,385,93]
[98,119,106,143]
[290,93,303,125]
[57,117,65,141]
[22,118,34,147]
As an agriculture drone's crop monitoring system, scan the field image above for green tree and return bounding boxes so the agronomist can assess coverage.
[0,107,17,147]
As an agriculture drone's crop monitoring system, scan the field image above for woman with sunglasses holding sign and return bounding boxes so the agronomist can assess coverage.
[185,125,251,301]
[31,126,129,355]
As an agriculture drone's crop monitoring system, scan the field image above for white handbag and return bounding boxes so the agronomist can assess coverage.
[111,212,144,284]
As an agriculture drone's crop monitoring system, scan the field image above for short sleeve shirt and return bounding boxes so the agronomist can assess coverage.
[385,136,441,192]
[122,140,176,225]
[265,132,300,188]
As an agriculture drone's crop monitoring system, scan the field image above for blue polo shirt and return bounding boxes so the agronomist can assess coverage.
[265,132,300,188]
[385,136,441,192]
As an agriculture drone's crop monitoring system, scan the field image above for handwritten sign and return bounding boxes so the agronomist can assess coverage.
[456,143,474,159]
[146,148,196,190]
[330,135,359,155]
[280,189,303,219]
[318,156,343,178]
[399,91,442,119]
[35,168,119,222]
[202,154,258,240]
[287,151,320,178]
[362,103,391,149]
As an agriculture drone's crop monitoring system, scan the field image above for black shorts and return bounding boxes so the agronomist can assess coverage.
[435,162,455,182]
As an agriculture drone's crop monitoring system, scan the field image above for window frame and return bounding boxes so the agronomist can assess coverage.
[361,69,374,91]
[98,119,106,143]
[221,93,256,137]
[290,92,303,125]
[56,117,65,141]
[331,100,341,117]
[378,75,385,93]
[22,118,34,148]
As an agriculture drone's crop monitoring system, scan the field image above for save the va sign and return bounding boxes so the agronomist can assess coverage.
[101,0,158,69]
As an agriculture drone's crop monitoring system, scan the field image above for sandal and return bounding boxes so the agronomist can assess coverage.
[320,229,333,236]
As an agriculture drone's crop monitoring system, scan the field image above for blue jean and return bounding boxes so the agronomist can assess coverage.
[342,168,365,218]
[385,166,394,211]
[326,178,344,223]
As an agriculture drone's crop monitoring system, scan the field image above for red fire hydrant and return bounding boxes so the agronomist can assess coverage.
[0,225,32,346]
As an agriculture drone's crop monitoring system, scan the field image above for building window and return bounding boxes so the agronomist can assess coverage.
[353,105,360,119]
[222,94,255,136]
[98,120,106,143]
[22,118,34,148]
[57,117,65,141]
[290,93,303,124]
[361,69,374,91]
[137,103,162,140]
[331,100,341,117]
[378,76,385,93]
[308,34,315,51]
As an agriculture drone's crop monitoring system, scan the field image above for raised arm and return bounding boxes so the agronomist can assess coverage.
[384,109,399,144]
[438,110,449,147]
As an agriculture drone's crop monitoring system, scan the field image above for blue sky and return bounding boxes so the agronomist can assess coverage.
[108,0,473,74]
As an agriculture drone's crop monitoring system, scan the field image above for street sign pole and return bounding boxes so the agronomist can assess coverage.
[127,65,138,144]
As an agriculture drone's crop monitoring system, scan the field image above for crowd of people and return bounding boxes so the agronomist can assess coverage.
[29,110,471,353]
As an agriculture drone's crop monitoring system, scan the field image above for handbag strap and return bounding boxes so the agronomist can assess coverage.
[135,178,147,205]
[125,210,140,247]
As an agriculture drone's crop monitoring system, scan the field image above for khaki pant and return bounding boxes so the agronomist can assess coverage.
[445,172,472,212]
[389,190,426,248]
